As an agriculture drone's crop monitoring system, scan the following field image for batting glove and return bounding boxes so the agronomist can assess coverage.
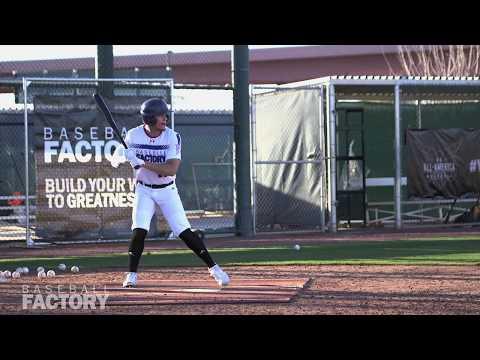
[125,148,145,169]
[110,145,127,168]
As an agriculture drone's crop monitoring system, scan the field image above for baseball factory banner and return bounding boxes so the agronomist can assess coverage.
[406,128,480,199]
[33,95,151,241]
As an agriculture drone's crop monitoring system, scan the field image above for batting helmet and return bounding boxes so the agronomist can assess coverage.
[140,98,169,125]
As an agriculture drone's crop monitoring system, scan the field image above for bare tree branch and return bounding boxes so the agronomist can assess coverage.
[381,45,396,76]
[399,45,480,77]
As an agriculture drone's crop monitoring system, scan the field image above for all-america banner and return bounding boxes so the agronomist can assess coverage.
[406,128,480,199]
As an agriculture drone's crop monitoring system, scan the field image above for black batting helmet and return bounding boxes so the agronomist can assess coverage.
[140,98,169,125]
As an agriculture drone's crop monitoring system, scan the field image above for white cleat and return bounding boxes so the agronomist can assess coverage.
[208,264,230,287]
[122,272,137,288]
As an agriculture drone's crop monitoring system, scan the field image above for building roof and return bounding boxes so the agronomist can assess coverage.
[0,45,414,75]
[279,75,480,101]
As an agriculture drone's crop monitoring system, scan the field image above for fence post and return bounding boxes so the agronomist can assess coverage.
[394,83,402,229]
[327,84,337,233]
[96,45,114,97]
[232,45,253,237]
[319,86,326,230]
[250,85,257,235]
[23,78,33,247]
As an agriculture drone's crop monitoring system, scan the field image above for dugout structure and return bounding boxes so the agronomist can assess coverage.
[252,76,480,233]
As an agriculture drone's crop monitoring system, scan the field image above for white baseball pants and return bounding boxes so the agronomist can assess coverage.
[131,182,191,237]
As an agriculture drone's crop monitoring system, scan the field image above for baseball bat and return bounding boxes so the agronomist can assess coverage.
[93,93,129,149]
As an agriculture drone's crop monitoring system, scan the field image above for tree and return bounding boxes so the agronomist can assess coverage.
[397,45,480,77]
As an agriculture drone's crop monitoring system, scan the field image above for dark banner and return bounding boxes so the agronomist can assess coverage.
[406,128,480,198]
[33,96,151,241]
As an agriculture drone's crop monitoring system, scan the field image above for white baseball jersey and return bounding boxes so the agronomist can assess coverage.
[124,125,182,185]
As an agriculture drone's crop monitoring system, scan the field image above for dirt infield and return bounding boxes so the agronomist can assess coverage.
[1,265,480,315]
[1,228,480,314]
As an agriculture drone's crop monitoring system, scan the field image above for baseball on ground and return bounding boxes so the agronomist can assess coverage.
[36,266,45,273]
[46,270,56,278]
[22,267,29,274]
[3,270,11,278]
[293,244,301,251]
[37,271,46,278]
[15,267,24,274]
[58,263,66,271]
[71,266,80,273]
[12,271,21,279]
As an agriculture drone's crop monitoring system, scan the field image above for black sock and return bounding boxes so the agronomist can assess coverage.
[128,228,147,272]
[179,229,216,268]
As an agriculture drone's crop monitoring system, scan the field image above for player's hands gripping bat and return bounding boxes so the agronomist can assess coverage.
[124,148,145,169]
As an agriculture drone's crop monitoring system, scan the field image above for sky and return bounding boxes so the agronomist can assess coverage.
[0,45,307,62]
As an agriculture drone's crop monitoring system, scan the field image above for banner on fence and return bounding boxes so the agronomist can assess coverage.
[33,95,150,240]
[254,89,324,228]
[406,128,480,198]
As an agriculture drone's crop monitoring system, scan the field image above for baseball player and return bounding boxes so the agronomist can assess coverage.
[112,98,230,288]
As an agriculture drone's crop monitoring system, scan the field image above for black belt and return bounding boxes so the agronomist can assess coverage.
[137,181,173,189]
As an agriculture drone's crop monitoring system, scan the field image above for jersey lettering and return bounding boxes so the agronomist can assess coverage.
[137,152,166,163]
[124,125,181,185]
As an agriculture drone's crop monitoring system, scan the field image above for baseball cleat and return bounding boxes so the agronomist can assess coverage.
[122,272,137,288]
[208,264,230,287]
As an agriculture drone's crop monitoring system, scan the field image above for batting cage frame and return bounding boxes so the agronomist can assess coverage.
[0,77,235,246]
[18,77,176,247]
[252,76,480,233]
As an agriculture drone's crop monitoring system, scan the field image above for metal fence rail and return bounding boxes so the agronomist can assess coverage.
[367,198,479,226]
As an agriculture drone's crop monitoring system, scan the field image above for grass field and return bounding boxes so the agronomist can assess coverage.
[2,237,480,271]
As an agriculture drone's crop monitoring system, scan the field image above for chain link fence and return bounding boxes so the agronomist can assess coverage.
[172,110,234,236]
[0,109,34,241]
